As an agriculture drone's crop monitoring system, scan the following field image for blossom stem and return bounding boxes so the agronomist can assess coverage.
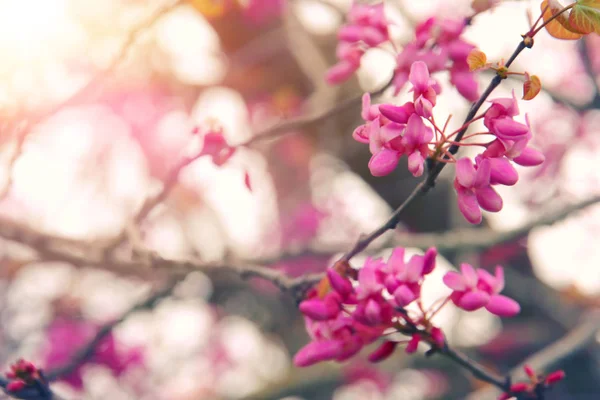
[530,3,549,32]
[446,114,485,140]
[530,3,576,37]
[427,296,451,320]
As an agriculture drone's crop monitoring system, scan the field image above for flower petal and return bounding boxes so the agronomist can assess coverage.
[486,295,520,317]
[408,61,430,92]
[475,186,503,212]
[460,263,478,287]
[408,151,425,177]
[513,147,545,166]
[379,102,415,124]
[456,188,482,224]
[443,271,466,291]
[368,149,400,176]
[455,158,476,188]
[394,285,417,307]
[474,158,491,188]
[293,340,343,367]
[458,290,490,311]
[489,157,519,186]
[368,341,398,362]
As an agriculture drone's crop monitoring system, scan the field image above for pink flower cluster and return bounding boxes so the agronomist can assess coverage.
[454,92,545,224]
[353,62,436,177]
[326,3,388,85]
[294,247,520,368]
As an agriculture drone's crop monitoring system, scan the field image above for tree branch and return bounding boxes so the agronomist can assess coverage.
[393,195,600,251]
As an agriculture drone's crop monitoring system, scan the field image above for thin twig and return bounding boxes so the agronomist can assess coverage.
[393,195,600,251]
[440,346,508,389]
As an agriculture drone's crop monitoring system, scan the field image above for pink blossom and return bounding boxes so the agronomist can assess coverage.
[294,246,441,367]
[484,92,530,142]
[443,264,520,317]
[408,61,440,118]
[383,247,436,307]
[396,114,434,177]
[368,341,398,362]
[454,157,502,224]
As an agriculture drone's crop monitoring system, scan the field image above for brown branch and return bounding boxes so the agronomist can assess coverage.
[242,78,392,148]
[0,0,184,201]
[393,195,600,251]
[0,212,321,299]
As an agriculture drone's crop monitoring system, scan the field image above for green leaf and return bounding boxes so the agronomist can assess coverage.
[570,0,600,34]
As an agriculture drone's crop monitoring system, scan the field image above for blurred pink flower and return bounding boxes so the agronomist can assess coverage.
[42,318,144,390]
[453,157,502,224]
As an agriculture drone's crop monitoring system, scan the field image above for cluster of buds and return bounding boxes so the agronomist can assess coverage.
[453,91,544,224]
[498,365,566,400]
[2,359,51,399]
[294,247,520,367]
[335,2,545,225]
[353,60,544,223]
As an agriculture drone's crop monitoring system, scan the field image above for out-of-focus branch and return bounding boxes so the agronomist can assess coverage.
[243,78,392,148]
[393,195,600,251]
[45,282,177,381]
[467,311,600,400]
[0,213,322,297]
[0,0,184,201]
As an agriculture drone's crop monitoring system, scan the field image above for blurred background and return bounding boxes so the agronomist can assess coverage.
[0,0,598,398]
